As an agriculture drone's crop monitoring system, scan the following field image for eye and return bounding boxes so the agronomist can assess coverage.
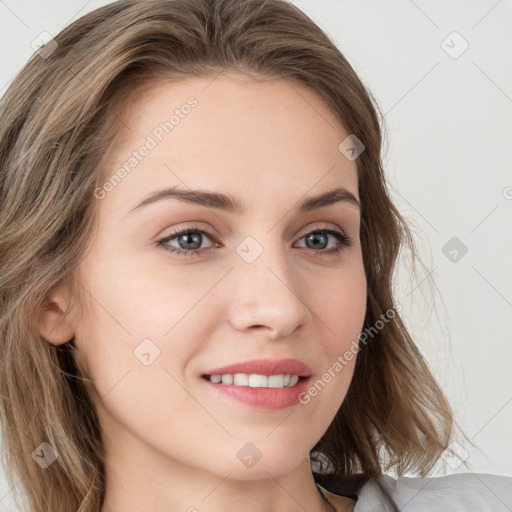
[294,228,353,256]
[155,224,217,257]
[155,224,353,257]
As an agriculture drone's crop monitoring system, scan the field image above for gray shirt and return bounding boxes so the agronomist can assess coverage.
[322,473,512,511]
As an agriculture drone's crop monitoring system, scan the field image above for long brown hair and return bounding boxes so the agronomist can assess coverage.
[0,1,454,510]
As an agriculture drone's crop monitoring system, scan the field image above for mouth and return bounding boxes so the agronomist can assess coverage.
[200,373,312,411]
[199,358,313,410]
[201,373,309,388]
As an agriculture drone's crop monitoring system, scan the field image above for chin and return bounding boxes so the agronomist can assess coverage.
[212,441,309,481]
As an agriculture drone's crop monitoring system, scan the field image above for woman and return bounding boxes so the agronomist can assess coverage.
[0,1,510,511]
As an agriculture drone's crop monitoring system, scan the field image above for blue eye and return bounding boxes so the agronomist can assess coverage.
[156,225,353,257]
[156,226,214,257]
[295,229,353,254]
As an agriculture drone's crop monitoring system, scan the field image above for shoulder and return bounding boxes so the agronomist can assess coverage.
[355,473,512,512]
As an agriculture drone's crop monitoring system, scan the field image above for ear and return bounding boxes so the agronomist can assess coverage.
[31,285,76,346]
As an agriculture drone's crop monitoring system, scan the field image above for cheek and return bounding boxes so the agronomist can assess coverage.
[298,261,366,407]
[312,259,367,350]
[72,275,203,447]
[72,247,233,413]
[79,245,221,342]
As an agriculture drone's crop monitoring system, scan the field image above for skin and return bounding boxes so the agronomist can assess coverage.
[37,71,366,512]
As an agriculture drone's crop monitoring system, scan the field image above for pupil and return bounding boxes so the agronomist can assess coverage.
[307,232,327,249]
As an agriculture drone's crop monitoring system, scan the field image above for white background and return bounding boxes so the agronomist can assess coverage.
[1,0,511,509]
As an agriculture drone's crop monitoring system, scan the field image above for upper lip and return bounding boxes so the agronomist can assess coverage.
[202,358,312,377]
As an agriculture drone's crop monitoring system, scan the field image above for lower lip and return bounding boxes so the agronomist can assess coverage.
[200,376,311,411]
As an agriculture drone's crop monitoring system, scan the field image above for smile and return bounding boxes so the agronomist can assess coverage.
[204,373,301,388]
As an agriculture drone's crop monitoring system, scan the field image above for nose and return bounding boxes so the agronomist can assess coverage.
[227,245,312,340]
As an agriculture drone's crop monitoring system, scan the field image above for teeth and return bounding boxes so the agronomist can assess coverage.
[234,373,248,386]
[289,375,299,386]
[268,374,285,387]
[221,374,233,385]
[248,374,266,387]
[208,373,301,388]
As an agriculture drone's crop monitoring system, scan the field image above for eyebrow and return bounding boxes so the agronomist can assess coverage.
[128,185,361,215]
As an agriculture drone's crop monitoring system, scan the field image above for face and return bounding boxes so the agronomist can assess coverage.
[70,72,367,480]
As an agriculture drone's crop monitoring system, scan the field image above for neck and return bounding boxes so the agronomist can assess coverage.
[101,460,337,512]
[99,427,343,512]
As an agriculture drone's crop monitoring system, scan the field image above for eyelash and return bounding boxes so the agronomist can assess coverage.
[155,224,354,258]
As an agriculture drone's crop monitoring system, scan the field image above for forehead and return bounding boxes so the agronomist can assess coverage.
[101,72,359,214]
